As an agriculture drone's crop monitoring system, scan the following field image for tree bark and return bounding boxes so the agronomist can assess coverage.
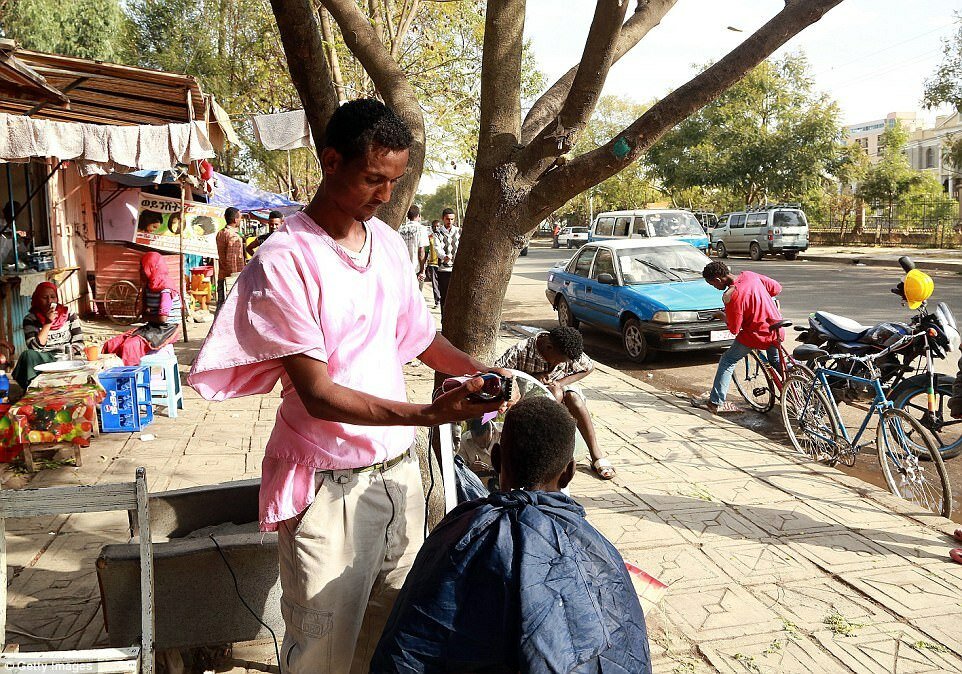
[444,0,845,362]
[318,6,348,103]
[520,0,678,145]
[321,0,427,227]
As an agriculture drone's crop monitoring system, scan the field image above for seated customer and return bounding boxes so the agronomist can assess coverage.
[103,252,182,365]
[371,397,651,674]
[12,282,84,389]
[496,326,616,479]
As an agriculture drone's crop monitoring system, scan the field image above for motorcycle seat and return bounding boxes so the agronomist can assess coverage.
[813,311,871,342]
[793,344,829,361]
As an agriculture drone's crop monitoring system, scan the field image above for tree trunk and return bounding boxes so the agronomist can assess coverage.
[441,179,527,365]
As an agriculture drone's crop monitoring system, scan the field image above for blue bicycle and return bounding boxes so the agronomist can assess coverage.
[780,333,952,518]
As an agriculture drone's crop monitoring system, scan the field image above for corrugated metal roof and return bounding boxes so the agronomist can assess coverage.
[0,44,209,126]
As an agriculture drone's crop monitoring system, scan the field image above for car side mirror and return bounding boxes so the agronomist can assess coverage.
[597,273,616,285]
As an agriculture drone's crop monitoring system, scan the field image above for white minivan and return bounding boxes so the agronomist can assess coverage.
[712,205,809,261]
[588,209,711,254]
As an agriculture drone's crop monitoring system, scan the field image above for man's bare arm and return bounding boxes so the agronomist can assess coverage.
[282,353,499,426]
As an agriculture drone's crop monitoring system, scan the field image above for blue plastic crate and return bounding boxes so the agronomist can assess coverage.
[99,366,153,432]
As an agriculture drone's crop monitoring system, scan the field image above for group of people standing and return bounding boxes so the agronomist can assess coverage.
[398,204,460,313]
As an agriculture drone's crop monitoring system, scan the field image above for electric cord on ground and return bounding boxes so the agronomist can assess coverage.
[209,534,282,674]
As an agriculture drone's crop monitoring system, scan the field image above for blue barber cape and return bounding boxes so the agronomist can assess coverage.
[371,491,651,674]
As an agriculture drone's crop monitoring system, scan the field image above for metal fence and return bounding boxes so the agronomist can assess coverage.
[811,195,962,248]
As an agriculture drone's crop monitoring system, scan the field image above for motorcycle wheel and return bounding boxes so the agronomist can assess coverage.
[890,374,962,460]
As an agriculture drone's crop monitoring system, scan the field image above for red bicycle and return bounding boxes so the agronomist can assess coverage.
[731,320,814,413]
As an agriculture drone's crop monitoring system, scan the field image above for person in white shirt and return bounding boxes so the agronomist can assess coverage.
[398,205,428,289]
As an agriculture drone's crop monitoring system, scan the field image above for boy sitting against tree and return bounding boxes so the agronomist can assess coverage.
[370,397,651,673]
[495,326,615,479]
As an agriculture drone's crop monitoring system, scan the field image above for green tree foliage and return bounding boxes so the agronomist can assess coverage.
[417,177,472,223]
[554,95,661,225]
[0,0,130,61]
[647,54,845,208]
[857,124,922,204]
[923,14,962,113]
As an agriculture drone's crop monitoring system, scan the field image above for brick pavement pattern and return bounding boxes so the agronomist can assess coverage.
[4,315,962,673]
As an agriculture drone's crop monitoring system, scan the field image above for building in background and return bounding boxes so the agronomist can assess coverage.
[905,112,961,197]
[843,112,921,163]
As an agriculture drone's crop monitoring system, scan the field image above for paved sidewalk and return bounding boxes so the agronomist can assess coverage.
[5,310,962,672]
[801,245,962,272]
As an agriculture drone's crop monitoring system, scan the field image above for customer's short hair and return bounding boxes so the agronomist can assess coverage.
[407,205,420,220]
[547,327,584,361]
[268,210,283,220]
[225,207,241,225]
[322,98,413,163]
[500,397,576,488]
[441,208,455,217]
[702,260,729,281]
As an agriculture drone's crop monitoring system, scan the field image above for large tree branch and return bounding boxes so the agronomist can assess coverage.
[321,0,427,226]
[318,5,348,103]
[269,0,339,151]
[520,0,678,145]
[517,0,628,178]
[477,0,527,164]
[525,0,844,225]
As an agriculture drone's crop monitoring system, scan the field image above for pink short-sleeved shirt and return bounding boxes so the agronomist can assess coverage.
[188,212,437,530]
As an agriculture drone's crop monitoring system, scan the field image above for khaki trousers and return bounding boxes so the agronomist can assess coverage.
[277,455,425,674]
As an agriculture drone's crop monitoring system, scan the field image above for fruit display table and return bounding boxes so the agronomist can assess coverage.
[0,379,105,470]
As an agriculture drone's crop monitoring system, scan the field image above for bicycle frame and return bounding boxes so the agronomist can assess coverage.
[803,367,891,450]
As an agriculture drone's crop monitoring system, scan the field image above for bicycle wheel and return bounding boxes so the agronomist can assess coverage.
[891,375,962,460]
[876,407,952,518]
[780,372,841,462]
[104,281,140,325]
[732,351,775,413]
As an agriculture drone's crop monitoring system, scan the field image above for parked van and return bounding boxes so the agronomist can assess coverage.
[711,204,809,261]
[588,209,711,253]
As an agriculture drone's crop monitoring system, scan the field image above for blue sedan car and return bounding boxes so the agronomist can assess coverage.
[545,238,733,362]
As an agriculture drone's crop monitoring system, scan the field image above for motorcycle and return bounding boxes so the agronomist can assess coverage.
[794,256,962,458]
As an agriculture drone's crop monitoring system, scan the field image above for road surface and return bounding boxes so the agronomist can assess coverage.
[505,241,962,520]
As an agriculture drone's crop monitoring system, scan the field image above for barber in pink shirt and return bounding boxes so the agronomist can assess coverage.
[189,99,506,674]
[698,260,784,414]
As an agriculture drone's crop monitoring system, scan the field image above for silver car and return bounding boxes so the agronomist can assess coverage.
[711,205,809,261]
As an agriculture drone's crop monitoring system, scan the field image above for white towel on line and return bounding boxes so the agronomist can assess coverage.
[251,109,313,151]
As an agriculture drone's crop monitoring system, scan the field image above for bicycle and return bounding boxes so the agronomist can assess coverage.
[730,320,814,413]
[780,333,952,518]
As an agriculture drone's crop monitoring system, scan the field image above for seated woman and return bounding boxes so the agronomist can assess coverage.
[12,282,84,389]
[103,252,182,366]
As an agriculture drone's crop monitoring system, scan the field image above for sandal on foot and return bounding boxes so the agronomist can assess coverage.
[953,529,962,544]
[951,548,962,564]
[712,401,743,415]
[592,458,616,480]
[690,394,712,410]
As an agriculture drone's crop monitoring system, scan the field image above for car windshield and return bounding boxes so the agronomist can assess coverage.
[572,227,589,234]
[773,210,807,227]
[619,246,711,284]
[644,212,704,237]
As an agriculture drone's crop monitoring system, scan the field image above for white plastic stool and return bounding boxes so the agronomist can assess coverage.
[140,345,183,418]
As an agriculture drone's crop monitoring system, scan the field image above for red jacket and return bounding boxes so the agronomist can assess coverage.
[725,271,784,349]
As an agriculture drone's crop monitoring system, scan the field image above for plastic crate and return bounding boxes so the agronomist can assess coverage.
[99,366,154,432]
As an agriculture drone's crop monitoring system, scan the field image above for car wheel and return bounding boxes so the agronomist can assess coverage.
[622,318,648,362]
[750,242,762,261]
[716,242,728,259]
[783,251,798,261]
[557,297,579,329]
[567,241,574,249]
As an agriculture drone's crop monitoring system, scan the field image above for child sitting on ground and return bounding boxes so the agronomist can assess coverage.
[370,396,651,673]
